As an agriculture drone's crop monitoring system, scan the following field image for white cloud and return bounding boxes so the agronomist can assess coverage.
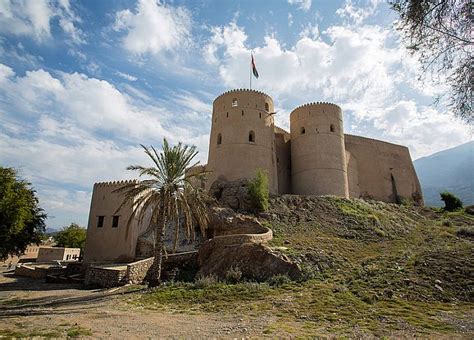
[0,0,85,44]
[336,0,382,24]
[0,64,212,228]
[113,0,192,56]
[288,13,294,27]
[115,71,138,81]
[287,0,312,12]
[203,14,471,159]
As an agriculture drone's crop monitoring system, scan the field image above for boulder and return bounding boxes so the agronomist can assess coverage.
[197,240,302,281]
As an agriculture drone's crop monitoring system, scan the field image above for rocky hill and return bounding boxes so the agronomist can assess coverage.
[134,195,474,337]
[415,141,474,207]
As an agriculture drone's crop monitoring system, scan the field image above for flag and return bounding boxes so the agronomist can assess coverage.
[251,54,259,79]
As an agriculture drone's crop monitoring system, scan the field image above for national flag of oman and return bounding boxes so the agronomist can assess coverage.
[251,54,259,79]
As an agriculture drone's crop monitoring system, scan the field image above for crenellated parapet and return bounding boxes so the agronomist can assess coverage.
[214,88,272,102]
[292,101,341,112]
[94,179,138,187]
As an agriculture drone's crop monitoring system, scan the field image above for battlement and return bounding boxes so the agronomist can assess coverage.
[94,179,138,187]
[291,101,341,112]
[214,88,272,102]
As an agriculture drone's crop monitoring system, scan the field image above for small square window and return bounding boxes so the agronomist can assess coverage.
[112,215,120,228]
[97,216,104,228]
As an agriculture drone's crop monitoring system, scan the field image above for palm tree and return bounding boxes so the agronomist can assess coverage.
[115,139,209,287]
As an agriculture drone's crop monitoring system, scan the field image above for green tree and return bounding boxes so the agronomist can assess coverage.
[247,169,269,212]
[390,0,473,124]
[53,223,87,253]
[116,139,209,287]
[0,167,46,261]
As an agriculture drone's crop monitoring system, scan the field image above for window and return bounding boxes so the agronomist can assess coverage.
[226,112,229,118]
[232,98,238,107]
[265,102,269,111]
[259,112,262,119]
[242,110,244,116]
[217,133,222,145]
[249,130,255,143]
[330,124,335,132]
[301,127,306,135]
[97,216,104,228]
[112,215,119,228]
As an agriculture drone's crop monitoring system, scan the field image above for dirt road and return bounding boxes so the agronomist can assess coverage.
[0,273,270,338]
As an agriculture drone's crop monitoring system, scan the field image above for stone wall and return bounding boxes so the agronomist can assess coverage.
[14,264,66,279]
[126,257,154,284]
[84,265,127,288]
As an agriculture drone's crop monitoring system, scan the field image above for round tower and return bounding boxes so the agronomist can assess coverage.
[206,89,278,194]
[290,102,349,197]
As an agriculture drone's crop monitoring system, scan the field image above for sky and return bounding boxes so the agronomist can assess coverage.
[0,0,472,230]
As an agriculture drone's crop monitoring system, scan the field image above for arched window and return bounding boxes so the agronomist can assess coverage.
[226,112,229,118]
[259,112,262,119]
[265,102,269,111]
[301,127,306,135]
[249,131,255,143]
[232,98,238,107]
[330,124,335,132]
[217,133,222,145]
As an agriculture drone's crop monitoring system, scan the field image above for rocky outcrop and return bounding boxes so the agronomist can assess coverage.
[197,206,301,281]
[197,241,301,281]
[209,177,253,210]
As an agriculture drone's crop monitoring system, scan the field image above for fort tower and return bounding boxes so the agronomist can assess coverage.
[206,89,278,194]
[290,102,349,197]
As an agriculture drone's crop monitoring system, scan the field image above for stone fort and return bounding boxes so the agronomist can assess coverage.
[84,88,423,263]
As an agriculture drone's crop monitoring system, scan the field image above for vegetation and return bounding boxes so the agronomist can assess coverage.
[0,167,46,261]
[116,139,209,287]
[247,169,269,212]
[390,0,473,124]
[128,196,474,336]
[440,191,463,211]
[53,223,87,254]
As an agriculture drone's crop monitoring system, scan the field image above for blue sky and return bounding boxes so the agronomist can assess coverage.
[0,0,472,229]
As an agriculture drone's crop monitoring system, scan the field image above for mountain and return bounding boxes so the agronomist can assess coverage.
[414,141,474,207]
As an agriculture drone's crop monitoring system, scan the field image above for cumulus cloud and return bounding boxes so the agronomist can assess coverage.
[113,0,192,56]
[203,14,471,159]
[287,0,312,12]
[336,0,382,24]
[0,0,85,44]
[0,64,211,227]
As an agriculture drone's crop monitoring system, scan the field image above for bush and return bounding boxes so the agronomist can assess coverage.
[225,266,242,283]
[194,274,218,288]
[440,191,463,211]
[247,169,269,212]
[267,274,291,287]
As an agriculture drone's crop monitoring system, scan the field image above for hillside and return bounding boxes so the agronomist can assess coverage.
[415,141,474,207]
[127,196,474,337]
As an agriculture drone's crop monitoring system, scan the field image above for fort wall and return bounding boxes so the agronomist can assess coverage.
[83,181,148,263]
[274,126,291,194]
[344,134,423,204]
[206,89,278,194]
[290,102,349,197]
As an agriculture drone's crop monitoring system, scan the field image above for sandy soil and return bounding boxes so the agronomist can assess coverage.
[0,272,271,338]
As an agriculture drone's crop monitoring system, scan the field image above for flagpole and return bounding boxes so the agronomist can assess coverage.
[249,52,252,89]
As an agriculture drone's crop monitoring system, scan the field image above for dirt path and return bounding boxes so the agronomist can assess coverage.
[0,273,271,338]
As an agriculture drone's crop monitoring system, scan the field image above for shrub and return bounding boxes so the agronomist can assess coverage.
[267,274,291,287]
[194,274,218,288]
[440,191,463,211]
[247,169,269,212]
[456,227,474,239]
[225,266,243,283]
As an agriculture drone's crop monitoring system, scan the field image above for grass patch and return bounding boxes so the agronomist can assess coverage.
[66,326,93,337]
